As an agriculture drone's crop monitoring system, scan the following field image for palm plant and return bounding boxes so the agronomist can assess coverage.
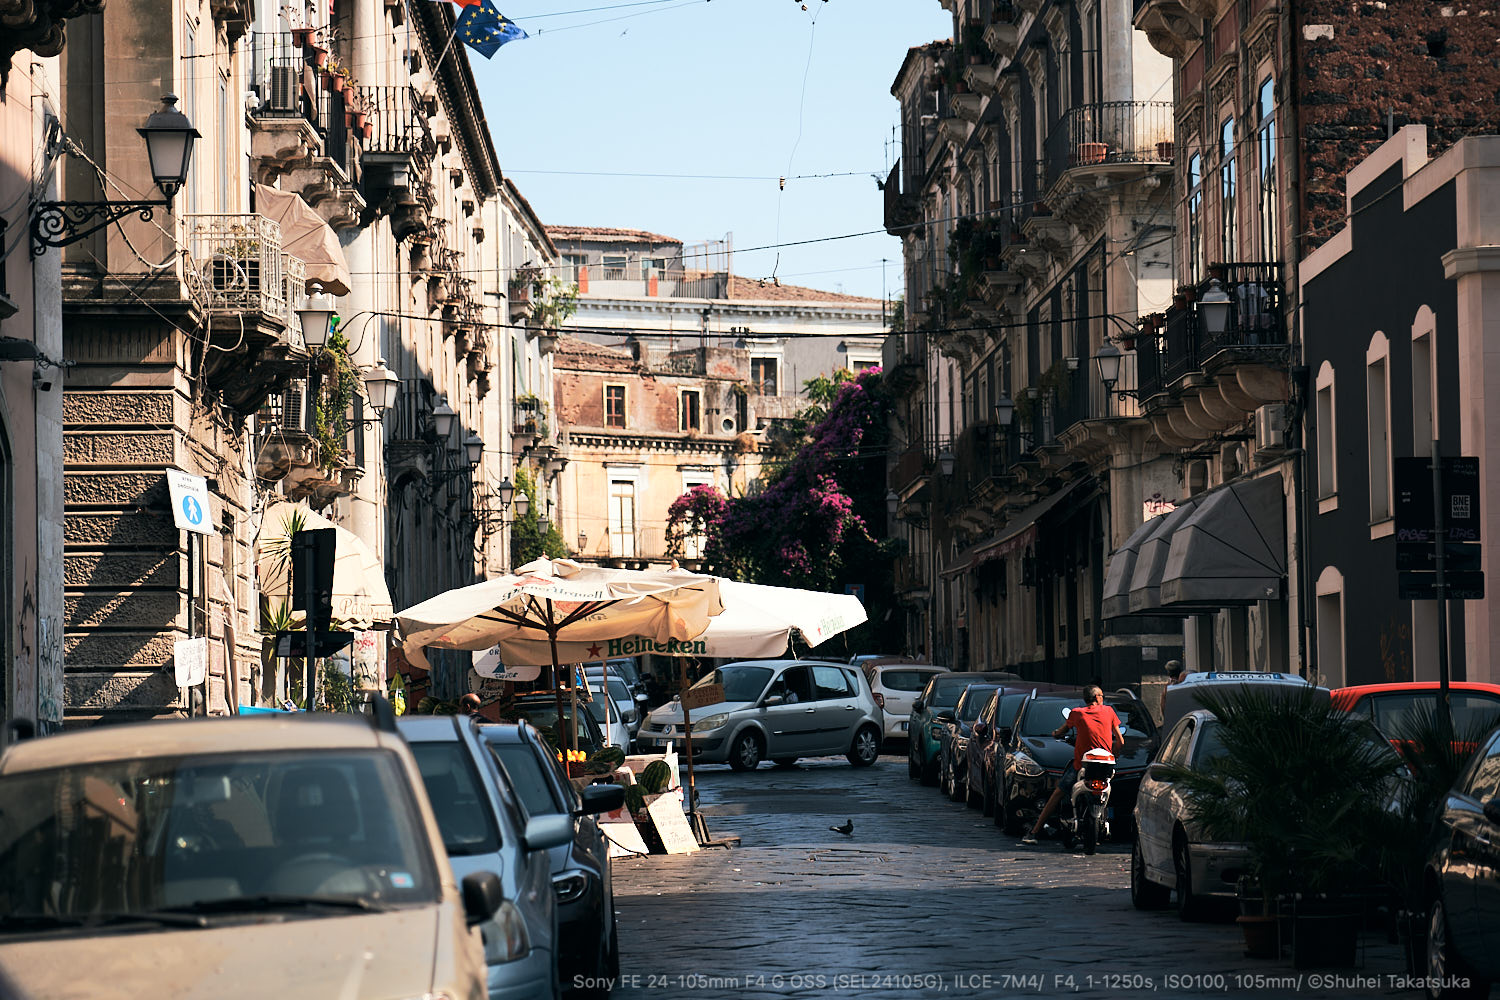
[1161,687,1406,911]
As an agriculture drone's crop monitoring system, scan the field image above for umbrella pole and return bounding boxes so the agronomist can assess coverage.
[546,599,572,757]
[678,658,707,843]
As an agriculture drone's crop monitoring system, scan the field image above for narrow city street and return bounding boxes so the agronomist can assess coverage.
[610,754,1421,1000]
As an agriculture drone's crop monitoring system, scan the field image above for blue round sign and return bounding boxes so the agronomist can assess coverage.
[181,495,203,526]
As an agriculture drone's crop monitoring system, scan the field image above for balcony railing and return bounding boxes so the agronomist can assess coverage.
[1047,365,1092,433]
[317,88,359,180]
[891,443,931,493]
[185,215,303,321]
[391,378,435,443]
[248,32,313,121]
[361,85,434,157]
[1042,101,1175,190]
[1137,263,1288,398]
[1198,262,1288,356]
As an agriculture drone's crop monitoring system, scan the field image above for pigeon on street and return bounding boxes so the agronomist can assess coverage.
[830,819,854,836]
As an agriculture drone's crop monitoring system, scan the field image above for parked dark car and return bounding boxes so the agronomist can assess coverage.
[908,671,1019,786]
[968,683,1067,814]
[995,689,1158,839]
[937,683,1002,802]
[480,722,625,998]
[502,693,609,756]
[1423,721,1500,1000]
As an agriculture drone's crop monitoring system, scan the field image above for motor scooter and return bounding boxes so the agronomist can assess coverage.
[1058,746,1116,854]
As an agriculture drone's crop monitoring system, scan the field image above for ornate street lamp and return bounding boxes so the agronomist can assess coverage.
[362,359,400,414]
[886,490,899,516]
[32,95,200,254]
[463,434,484,468]
[1093,343,1123,396]
[938,449,956,478]
[993,396,1015,427]
[297,284,335,352]
[430,395,457,439]
[1197,278,1233,337]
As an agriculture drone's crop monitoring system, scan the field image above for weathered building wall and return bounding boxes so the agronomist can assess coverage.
[1297,0,1500,254]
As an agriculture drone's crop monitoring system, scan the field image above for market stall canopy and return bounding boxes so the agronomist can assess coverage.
[396,558,723,672]
[485,576,868,667]
[253,184,352,296]
[255,502,393,630]
[1160,474,1286,608]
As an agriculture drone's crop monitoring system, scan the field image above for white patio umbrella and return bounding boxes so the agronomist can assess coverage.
[486,576,867,665]
[396,558,723,751]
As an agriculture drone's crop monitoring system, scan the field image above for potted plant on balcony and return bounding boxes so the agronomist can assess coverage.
[290,24,313,46]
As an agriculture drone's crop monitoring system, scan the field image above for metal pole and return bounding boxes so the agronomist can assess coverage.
[547,600,571,755]
[301,531,316,711]
[1432,439,1453,741]
[678,657,703,839]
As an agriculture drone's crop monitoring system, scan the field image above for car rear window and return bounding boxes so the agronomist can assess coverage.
[504,703,605,755]
[881,669,934,692]
[928,676,978,709]
[1368,691,1500,736]
[409,741,502,856]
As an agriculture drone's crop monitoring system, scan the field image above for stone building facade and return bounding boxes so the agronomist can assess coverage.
[50,0,554,722]
[1,50,68,730]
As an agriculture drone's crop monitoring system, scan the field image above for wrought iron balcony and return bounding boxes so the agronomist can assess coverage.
[185,215,302,326]
[1042,101,1175,191]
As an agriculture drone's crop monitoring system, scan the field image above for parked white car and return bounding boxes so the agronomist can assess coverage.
[582,672,634,751]
[860,660,947,741]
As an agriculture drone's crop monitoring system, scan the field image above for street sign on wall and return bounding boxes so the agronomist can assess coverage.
[166,470,214,536]
[1398,571,1485,602]
[1396,542,1483,573]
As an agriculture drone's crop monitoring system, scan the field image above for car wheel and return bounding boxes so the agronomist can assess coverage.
[728,730,763,772]
[848,725,880,767]
[1131,835,1170,909]
[999,779,1021,836]
[1174,837,1207,921]
[1427,894,1489,1000]
[947,762,966,802]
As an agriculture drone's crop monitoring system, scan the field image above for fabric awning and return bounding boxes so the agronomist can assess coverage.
[1102,511,1168,619]
[1160,474,1286,608]
[255,502,393,631]
[942,480,1089,578]
[1127,497,1203,615]
[254,184,352,296]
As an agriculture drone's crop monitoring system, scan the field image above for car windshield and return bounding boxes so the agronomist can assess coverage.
[958,687,997,722]
[1107,699,1156,738]
[881,669,935,692]
[501,703,604,755]
[695,665,774,703]
[1021,697,1084,737]
[408,741,502,857]
[994,693,1029,730]
[488,743,563,818]
[0,749,438,929]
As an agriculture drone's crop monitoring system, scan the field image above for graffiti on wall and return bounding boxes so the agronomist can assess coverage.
[13,567,62,729]
[1379,616,1412,683]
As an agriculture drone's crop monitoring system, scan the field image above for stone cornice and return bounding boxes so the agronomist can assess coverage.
[569,296,885,324]
[566,430,738,454]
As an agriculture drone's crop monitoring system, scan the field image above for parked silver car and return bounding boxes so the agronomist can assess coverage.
[1131,708,1249,919]
[637,659,885,770]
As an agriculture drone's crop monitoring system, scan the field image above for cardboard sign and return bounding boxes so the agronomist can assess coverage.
[166,470,214,536]
[681,684,725,712]
[645,788,698,855]
[600,820,649,859]
[174,637,209,687]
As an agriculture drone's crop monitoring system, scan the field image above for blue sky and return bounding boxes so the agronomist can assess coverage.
[466,0,953,301]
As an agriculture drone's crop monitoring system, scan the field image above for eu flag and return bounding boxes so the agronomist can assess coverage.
[455,0,527,58]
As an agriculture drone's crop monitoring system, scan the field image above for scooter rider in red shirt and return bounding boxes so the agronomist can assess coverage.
[1021,685,1124,845]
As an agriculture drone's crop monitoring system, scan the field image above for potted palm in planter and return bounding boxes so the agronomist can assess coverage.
[1163,687,1405,968]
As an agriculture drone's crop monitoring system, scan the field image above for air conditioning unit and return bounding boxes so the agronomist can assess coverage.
[283,380,310,433]
[1254,404,1287,459]
[267,64,300,113]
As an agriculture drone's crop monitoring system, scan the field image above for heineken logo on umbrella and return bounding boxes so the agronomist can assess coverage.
[606,636,709,657]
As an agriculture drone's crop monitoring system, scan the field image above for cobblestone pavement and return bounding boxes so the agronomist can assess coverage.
[605,753,1434,1000]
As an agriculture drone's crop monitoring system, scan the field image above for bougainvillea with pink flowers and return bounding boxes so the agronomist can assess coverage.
[667,369,898,600]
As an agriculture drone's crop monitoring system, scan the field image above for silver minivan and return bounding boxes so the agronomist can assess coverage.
[637,659,885,770]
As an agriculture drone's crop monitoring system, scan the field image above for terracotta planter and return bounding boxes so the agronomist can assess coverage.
[290,27,312,46]
[341,86,356,108]
[324,74,344,94]
[1077,142,1108,165]
[359,122,373,141]
[308,45,328,69]
[350,110,367,130]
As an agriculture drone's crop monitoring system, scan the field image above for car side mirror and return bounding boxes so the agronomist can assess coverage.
[972,721,990,740]
[635,693,649,703]
[999,727,1013,745]
[934,711,955,724]
[1484,798,1500,827]
[580,783,626,815]
[762,694,785,707]
[523,813,574,851]
[460,870,503,927]
[912,699,925,713]
[1147,762,1175,783]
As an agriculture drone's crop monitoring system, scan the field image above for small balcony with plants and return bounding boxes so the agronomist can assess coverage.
[247,31,323,181]
[1042,102,1174,226]
[361,84,438,238]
